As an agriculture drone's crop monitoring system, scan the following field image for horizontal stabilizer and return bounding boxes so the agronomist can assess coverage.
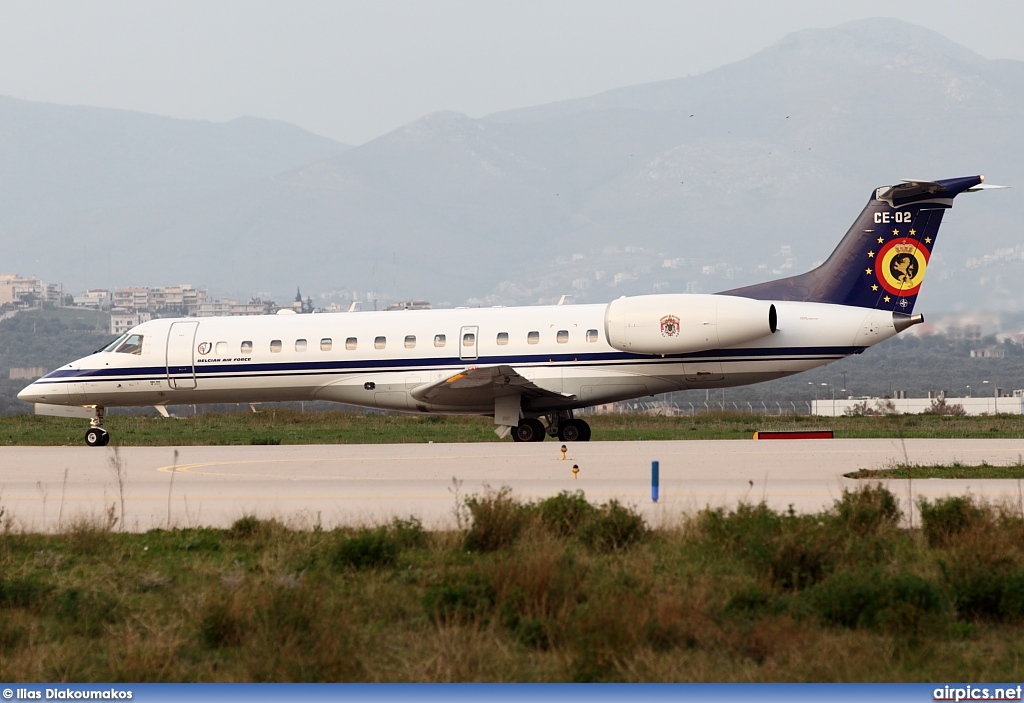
[902,179,1009,193]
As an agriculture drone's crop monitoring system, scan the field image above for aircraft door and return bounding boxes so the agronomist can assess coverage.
[166,321,199,390]
[459,326,479,361]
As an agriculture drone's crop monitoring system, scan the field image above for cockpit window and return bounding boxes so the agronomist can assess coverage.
[116,334,144,355]
[102,333,129,353]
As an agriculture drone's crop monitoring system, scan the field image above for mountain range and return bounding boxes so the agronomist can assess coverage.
[2,18,1021,313]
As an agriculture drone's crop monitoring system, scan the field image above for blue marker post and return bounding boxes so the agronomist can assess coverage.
[651,460,659,503]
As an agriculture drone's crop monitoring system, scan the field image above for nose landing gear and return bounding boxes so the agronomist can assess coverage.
[84,407,110,447]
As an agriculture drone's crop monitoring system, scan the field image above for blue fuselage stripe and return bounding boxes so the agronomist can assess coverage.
[35,346,861,386]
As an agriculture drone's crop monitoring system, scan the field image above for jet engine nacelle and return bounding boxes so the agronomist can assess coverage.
[604,294,777,355]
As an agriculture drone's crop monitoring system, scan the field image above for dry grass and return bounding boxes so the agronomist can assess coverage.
[1,487,1024,681]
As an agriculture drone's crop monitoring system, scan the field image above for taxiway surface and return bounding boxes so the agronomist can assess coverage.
[1,438,1023,531]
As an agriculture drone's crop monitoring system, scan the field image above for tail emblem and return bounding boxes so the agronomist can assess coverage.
[868,227,933,306]
[875,238,930,297]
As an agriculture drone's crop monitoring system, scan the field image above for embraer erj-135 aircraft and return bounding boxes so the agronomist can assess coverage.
[19,175,1001,446]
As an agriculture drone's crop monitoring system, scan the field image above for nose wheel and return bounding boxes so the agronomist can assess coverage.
[85,427,110,447]
[84,407,110,447]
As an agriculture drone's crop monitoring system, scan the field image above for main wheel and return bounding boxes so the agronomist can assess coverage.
[558,419,584,442]
[85,427,110,447]
[513,418,546,442]
[558,419,592,442]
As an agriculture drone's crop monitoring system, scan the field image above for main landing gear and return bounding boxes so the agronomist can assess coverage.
[511,413,591,442]
[85,407,110,447]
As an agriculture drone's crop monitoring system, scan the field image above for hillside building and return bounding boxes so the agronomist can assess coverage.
[112,285,206,316]
[110,309,153,335]
[0,274,44,307]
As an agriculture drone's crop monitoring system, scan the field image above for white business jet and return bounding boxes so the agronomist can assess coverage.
[18,176,1000,446]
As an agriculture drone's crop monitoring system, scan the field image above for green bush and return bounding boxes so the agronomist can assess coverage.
[388,516,427,549]
[724,584,782,617]
[53,588,120,637]
[0,577,53,609]
[941,564,1024,622]
[229,514,266,539]
[537,491,597,537]
[333,528,400,570]
[463,486,532,552]
[834,485,901,533]
[697,503,784,566]
[422,571,495,624]
[579,499,647,552]
[999,572,1024,620]
[808,570,946,631]
[919,496,987,547]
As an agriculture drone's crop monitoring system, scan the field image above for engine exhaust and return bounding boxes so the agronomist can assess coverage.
[893,312,924,333]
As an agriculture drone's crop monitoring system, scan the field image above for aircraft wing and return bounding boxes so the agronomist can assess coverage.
[409,365,572,407]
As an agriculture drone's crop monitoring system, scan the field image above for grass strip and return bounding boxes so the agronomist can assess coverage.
[1,409,1023,446]
[847,461,1024,479]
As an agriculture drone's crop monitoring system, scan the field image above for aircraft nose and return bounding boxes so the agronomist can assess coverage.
[17,383,39,403]
[17,381,62,405]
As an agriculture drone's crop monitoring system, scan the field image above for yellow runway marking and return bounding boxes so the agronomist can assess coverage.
[156,460,413,480]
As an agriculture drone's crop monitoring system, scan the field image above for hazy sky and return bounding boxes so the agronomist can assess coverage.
[2,0,1022,145]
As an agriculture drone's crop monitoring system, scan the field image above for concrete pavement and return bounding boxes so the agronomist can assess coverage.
[1,438,1022,531]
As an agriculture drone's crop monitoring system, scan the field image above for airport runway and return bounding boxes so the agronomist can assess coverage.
[1,438,1023,532]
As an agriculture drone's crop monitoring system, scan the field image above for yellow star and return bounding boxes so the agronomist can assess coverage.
[871,284,878,291]
[925,237,932,244]
[867,251,875,258]
[865,268,872,275]
[909,228,917,236]
[892,228,899,236]
[884,296,891,303]
[877,237,884,244]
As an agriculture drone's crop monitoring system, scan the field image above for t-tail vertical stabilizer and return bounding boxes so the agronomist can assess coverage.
[722,176,1000,314]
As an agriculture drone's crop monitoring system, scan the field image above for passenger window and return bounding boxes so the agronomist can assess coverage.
[270,340,282,353]
[116,334,144,355]
[462,332,475,347]
[295,339,307,352]
[405,335,416,349]
[320,338,332,351]
[557,330,569,344]
[374,336,386,349]
[216,341,228,355]
[345,337,357,350]
[496,332,509,345]
[434,334,446,347]
[527,331,540,345]
[241,341,253,354]
[586,329,599,343]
